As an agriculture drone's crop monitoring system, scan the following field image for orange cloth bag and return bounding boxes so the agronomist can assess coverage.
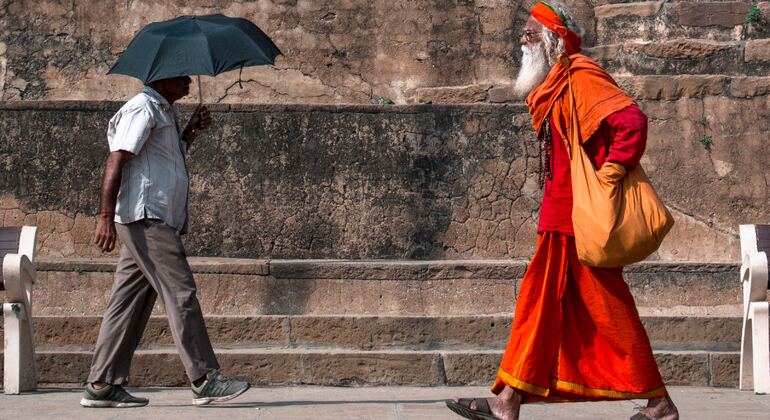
[564,58,674,268]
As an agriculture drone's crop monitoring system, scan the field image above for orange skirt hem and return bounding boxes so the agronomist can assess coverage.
[495,369,667,403]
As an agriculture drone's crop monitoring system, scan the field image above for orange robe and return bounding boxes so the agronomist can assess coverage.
[492,55,667,402]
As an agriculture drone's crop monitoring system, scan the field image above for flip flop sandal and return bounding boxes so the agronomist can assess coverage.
[445,398,501,420]
[630,412,654,420]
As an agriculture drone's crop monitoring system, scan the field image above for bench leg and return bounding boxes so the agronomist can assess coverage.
[3,302,37,394]
[740,313,754,390]
[750,302,770,394]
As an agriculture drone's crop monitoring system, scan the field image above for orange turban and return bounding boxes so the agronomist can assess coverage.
[530,2,582,54]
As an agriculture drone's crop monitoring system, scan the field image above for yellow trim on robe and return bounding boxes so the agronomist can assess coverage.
[496,369,550,396]
[553,379,667,400]
[496,369,667,401]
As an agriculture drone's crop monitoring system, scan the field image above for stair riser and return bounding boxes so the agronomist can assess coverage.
[596,47,759,76]
[2,316,743,352]
[0,351,739,388]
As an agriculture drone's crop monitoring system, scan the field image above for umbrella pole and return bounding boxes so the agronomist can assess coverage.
[197,75,203,105]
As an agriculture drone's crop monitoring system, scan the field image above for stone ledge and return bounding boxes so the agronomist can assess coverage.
[0,100,528,114]
[27,259,742,316]
[36,258,738,277]
[37,257,270,275]
[616,75,770,101]
[407,84,492,104]
[615,75,731,100]
[625,39,737,60]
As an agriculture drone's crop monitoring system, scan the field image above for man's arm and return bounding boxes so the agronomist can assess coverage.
[603,104,648,169]
[93,150,133,252]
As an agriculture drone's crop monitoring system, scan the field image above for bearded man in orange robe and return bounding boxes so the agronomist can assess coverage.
[446,3,679,420]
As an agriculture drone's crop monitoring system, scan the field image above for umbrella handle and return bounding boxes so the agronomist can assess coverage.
[197,75,203,105]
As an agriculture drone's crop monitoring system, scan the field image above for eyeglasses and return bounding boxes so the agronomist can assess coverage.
[522,29,540,42]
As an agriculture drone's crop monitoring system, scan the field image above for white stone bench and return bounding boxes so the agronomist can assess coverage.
[739,224,770,394]
[1,226,37,394]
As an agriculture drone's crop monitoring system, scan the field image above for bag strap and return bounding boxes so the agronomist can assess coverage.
[559,53,578,161]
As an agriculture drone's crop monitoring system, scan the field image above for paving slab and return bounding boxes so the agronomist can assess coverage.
[0,386,768,420]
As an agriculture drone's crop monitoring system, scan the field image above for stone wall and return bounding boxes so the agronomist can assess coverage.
[1,99,766,261]
[1,0,768,261]
[3,0,767,104]
[0,0,529,104]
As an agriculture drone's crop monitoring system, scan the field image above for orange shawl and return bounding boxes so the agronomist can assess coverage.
[526,54,635,145]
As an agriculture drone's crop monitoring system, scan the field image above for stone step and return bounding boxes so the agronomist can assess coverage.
[487,75,770,103]
[593,1,767,45]
[29,259,741,316]
[3,315,745,352]
[0,348,740,387]
[585,39,770,76]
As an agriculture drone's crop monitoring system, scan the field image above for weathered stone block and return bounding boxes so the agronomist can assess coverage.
[643,317,741,351]
[654,352,709,386]
[487,85,518,103]
[583,44,622,61]
[729,76,770,97]
[594,2,664,19]
[626,39,735,60]
[710,353,740,387]
[443,351,502,385]
[300,351,443,385]
[624,263,740,308]
[619,75,727,100]
[745,39,770,62]
[409,85,491,104]
[674,2,753,28]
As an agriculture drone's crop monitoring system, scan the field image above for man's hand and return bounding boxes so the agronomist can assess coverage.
[183,105,212,145]
[94,213,118,252]
[597,162,627,185]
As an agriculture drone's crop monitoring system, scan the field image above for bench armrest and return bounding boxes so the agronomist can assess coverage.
[741,250,768,308]
[2,254,35,307]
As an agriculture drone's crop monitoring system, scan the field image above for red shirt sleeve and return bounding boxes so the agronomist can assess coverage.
[604,104,647,169]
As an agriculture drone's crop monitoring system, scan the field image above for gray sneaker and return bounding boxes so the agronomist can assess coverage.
[191,369,250,406]
[80,383,149,408]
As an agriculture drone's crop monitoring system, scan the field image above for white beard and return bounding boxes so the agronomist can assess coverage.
[514,44,550,98]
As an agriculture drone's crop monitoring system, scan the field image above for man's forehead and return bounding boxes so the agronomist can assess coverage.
[524,16,541,30]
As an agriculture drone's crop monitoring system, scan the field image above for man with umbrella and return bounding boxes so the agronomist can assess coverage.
[82,14,280,408]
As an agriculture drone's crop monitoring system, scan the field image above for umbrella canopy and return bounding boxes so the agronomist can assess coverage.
[108,14,282,84]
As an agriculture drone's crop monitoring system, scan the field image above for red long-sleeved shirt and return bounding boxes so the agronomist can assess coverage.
[537,104,648,236]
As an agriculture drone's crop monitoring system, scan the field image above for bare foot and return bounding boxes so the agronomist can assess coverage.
[632,394,679,420]
[451,386,522,420]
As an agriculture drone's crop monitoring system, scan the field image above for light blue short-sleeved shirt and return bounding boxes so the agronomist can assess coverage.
[108,86,189,232]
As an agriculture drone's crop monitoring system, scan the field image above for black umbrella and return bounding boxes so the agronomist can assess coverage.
[108,14,282,102]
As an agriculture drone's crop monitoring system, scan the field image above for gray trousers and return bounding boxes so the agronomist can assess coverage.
[87,219,219,385]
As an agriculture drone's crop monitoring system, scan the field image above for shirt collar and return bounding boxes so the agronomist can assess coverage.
[142,86,171,110]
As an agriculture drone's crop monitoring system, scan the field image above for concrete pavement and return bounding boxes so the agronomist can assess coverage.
[1,386,769,419]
